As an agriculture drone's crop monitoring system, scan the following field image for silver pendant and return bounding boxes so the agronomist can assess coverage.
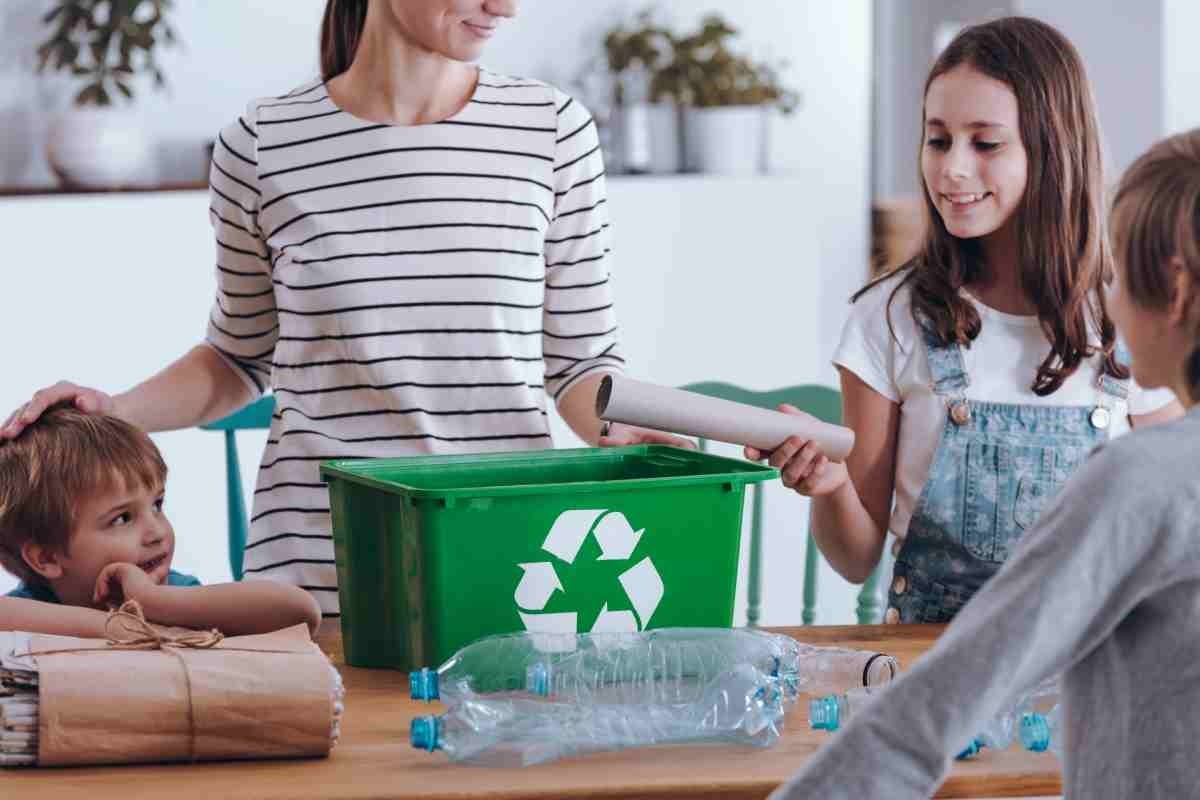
[1090,406,1111,430]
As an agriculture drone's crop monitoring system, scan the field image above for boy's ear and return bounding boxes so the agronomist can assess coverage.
[1167,256,1197,327]
[20,540,64,581]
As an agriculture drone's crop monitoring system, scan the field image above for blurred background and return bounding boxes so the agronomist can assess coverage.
[1,1,1197,620]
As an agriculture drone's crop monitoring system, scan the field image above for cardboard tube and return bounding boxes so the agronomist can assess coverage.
[596,375,855,462]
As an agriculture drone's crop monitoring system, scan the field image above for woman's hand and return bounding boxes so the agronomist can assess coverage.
[744,404,850,496]
[598,421,697,450]
[1,381,116,439]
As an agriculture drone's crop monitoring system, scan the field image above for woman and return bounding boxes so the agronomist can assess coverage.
[2,0,681,620]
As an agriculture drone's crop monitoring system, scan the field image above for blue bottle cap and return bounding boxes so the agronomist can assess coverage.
[527,662,550,696]
[410,715,441,752]
[1019,712,1051,752]
[955,738,983,760]
[409,667,439,701]
[809,695,841,731]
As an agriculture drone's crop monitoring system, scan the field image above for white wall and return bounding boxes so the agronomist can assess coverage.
[1164,0,1200,136]
[0,2,874,626]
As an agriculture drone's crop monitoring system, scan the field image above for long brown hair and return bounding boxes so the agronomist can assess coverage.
[320,0,369,81]
[1110,129,1200,403]
[861,16,1125,395]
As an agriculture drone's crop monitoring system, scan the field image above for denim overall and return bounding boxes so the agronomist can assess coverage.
[885,324,1129,624]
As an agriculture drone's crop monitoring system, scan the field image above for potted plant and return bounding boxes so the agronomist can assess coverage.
[601,9,681,174]
[663,14,800,175]
[35,0,178,188]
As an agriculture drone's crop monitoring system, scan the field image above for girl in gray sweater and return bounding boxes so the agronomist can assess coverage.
[771,129,1200,799]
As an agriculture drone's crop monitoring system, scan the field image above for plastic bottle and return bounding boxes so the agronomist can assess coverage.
[410,664,785,766]
[956,677,1060,760]
[411,627,899,707]
[1019,704,1062,759]
[808,686,888,732]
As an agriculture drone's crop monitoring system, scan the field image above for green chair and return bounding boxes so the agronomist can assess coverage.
[679,382,882,626]
[199,394,276,581]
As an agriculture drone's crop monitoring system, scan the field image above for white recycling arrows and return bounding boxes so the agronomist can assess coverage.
[514,562,563,611]
[515,508,664,634]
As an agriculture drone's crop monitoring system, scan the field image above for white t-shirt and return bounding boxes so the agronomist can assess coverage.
[833,271,1177,539]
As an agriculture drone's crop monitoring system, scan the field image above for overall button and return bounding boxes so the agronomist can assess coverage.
[892,575,907,595]
[884,607,901,624]
[1090,406,1111,430]
[949,400,971,426]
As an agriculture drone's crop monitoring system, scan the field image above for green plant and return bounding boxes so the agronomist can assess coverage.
[36,0,178,107]
[602,9,674,105]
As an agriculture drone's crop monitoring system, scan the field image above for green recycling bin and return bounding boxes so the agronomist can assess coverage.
[319,445,776,670]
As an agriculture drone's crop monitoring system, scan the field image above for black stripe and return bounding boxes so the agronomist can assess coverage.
[274,221,539,261]
[217,299,275,320]
[556,117,593,145]
[275,404,545,421]
[222,287,274,299]
[321,612,341,618]
[259,122,390,152]
[255,481,328,495]
[257,108,343,126]
[218,132,256,167]
[274,379,541,396]
[217,238,269,261]
[209,341,276,362]
[554,143,601,173]
[273,353,541,369]
[273,272,542,292]
[259,145,553,181]
[555,197,606,221]
[546,354,625,379]
[268,429,553,446]
[244,557,334,574]
[237,117,257,139]
[274,83,323,100]
[251,506,329,523]
[217,263,265,278]
[553,363,618,400]
[209,316,279,341]
[258,94,330,110]
[207,342,269,392]
[210,184,258,217]
[261,170,553,212]
[245,532,334,551]
[478,81,540,89]
[278,299,543,317]
[290,245,540,266]
[547,250,609,269]
[269,196,550,239]
[542,325,618,341]
[548,277,610,291]
[209,207,257,237]
[471,99,555,107]
[277,326,542,342]
[544,347,624,363]
[555,172,605,199]
[260,455,376,468]
[212,158,261,196]
[439,119,555,133]
[556,98,574,116]
[545,223,607,244]
[544,303,613,316]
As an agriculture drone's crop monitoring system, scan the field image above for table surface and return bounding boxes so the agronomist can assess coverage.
[5,624,1061,799]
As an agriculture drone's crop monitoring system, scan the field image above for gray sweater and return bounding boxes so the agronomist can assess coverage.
[771,404,1200,800]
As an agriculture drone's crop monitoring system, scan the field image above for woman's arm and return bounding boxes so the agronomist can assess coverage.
[0,596,109,638]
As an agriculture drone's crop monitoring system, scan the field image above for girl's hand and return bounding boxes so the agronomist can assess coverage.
[93,562,160,609]
[2,381,116,439]
[598,422,697,450]
[744,404,850,497]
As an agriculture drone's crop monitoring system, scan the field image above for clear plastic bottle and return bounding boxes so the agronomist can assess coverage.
[957,677,1060,760]
[410,664,785,766]
[808,686,888,732]
[1019,704,1062,759]
[411,627,899,707]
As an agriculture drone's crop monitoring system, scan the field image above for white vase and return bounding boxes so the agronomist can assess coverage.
[683,106,768,176]
[45,107,155,188]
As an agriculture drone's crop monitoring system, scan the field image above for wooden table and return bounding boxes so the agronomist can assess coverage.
[6,625,1061,799]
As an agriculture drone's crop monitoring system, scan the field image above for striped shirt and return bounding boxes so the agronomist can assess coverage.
[204,68,624,617]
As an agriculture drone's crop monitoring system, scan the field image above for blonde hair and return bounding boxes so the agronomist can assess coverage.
[0,404,166,586]
[1110,129,1200,403]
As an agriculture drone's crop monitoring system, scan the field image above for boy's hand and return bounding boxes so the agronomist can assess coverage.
[93,562,161,609]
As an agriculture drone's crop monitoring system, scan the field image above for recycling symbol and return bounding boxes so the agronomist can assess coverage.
[515,509,664,636]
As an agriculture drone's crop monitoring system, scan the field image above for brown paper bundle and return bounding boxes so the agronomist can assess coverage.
[29,621,336,766]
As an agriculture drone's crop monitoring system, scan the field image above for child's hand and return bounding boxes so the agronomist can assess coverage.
[744,404,850,497]
[93,562,160,609]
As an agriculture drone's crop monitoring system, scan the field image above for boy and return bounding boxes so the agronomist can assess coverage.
[0,404,321,637]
